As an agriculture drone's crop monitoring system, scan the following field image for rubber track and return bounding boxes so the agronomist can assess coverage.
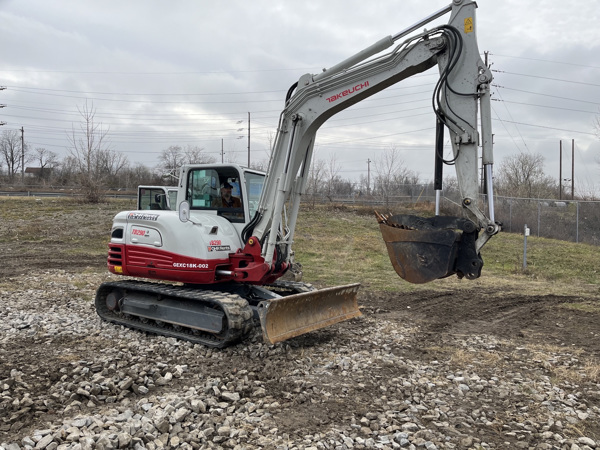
[95,280,254,348]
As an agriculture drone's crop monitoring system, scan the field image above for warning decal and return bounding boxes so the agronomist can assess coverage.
[464,17,473,33]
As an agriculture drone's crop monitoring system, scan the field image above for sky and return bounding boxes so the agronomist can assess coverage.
[1,0,600,195]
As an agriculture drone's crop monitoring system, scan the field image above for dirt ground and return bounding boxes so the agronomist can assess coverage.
[1,199,599,447]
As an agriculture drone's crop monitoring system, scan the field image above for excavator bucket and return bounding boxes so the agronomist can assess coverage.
[376,212,483,284]
[257,283,361,345]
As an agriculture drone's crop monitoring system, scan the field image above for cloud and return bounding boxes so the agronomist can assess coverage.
[0,0,599,194]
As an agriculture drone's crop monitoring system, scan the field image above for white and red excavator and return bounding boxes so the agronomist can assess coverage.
[95,0,501,347]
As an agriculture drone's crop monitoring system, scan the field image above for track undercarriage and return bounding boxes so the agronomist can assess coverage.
[95,280,361,347]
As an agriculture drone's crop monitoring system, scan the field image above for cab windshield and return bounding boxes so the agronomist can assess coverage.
[186,168,245,223]
[244,172,265,218]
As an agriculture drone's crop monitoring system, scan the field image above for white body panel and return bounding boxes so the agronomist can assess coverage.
[112,210,243,261]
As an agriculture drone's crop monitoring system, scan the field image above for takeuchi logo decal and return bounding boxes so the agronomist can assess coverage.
[128,212,159,221]
[326,81,369,103]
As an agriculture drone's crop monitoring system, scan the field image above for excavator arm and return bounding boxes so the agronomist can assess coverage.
[244,0,499,283]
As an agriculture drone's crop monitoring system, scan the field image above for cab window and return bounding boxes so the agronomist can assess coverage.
[186,168,245,223]
[187,169,219,208]
[245,172,265,218]
[139,188,169,210]
[167,190,178,210]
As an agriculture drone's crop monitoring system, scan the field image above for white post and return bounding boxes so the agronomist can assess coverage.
[523,224,530,270]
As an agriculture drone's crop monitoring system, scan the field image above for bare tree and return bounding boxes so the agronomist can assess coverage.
[307,158,326,208]
[67,101,125,202]
[496,151,556,199]
[325,153,341,200]
[249,159,269,172]
[158,145,185,176]
[54,155,78,186]
[125,163,162,188]
[357,173,370,196]
[374,146,402,206]
[183,144,215,165]
[34,147,59,183]
[157,144,216,181]
[373,146,420,205]
[0,129,29,183]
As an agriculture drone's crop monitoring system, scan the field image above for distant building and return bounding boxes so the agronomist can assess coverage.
[25,167,53,179]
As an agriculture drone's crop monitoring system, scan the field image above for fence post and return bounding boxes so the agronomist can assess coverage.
[576,201,579,243]
[523,224,529,269]
[537,202,541,237]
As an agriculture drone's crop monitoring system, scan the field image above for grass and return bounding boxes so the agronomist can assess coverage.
[559,302,600,313]
[1,197,599,295]
[483,231,600,285]
[294,204,600,295]
[0,196,133,250]
[293,209,411,292]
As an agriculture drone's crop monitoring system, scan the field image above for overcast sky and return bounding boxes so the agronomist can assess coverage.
[1,0,600,195]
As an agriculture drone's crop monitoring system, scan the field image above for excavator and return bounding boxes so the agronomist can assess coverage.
[95,0,500,347]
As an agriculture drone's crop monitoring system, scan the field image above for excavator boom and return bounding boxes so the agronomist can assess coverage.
[248,0,499,286]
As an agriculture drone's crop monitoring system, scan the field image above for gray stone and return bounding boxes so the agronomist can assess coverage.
[221,392,241,402]
[578,437,596,448]
[117,433,132,449]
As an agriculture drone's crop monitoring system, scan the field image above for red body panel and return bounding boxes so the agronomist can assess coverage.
[107,236,286,285]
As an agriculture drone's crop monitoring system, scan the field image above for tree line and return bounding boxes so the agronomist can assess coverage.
[1,102,589,203]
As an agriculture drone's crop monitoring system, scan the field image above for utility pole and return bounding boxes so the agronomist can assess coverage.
[559,140,562,200]
[571,138,575,200]
[221,139,224,163]
[21,127,25,183]
[367,159,371,195]
[247,112,251,167]
[0,87,6,127]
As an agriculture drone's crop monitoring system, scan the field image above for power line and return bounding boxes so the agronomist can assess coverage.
[492,85,600,106]
[492,70,600,88]
[6,85,286,97]
[492,86,529,152]
[6,87,284,104]
[0,67,323,75]
[493,99,598,115]
[489,53,600,70]
[7,80,434,98]
[492,119,595,136]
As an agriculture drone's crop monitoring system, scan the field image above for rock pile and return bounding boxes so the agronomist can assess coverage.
[1,271,599,449]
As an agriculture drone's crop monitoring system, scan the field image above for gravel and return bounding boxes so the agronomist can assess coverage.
[1,270,599,449]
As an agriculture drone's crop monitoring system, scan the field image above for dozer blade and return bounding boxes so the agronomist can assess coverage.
[377,213,483,284]
[258,283,361,345]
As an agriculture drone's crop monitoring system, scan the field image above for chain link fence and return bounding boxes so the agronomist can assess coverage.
[489,196,599,245]
[2,183,598,246]
[304,190,600,246]
[439,194,599,246]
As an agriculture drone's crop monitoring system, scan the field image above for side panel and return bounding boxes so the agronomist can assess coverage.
[108,210,243,284]
[108,243,229,283]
